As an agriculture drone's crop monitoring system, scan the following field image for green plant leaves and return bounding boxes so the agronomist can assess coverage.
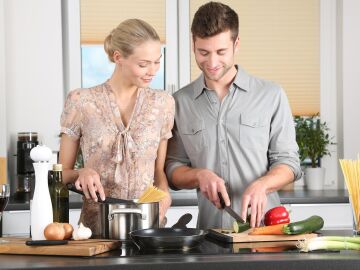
[294,114,335,168]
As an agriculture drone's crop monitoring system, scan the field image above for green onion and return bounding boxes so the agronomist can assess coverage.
[298,236,360,252]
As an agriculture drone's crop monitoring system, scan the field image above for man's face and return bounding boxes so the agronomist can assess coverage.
[193,30,238,82]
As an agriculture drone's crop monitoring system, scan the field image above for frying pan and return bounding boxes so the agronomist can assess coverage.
[129,213,207,250]
[67,183,137,205]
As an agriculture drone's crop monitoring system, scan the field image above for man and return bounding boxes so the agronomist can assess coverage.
[165,2,302,230]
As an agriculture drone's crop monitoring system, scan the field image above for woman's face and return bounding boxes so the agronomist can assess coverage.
[118,40,162,88]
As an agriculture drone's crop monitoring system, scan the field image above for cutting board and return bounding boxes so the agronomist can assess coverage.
[208,229,318,243]
[0,237,121,256]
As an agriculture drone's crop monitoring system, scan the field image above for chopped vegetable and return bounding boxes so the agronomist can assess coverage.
[283,215,324,235]
[264,206,290,226]
[298,236,360,252]
[249,224,286,235]
[233,221,251,233]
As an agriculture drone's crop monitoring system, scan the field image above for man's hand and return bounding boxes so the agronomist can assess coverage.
[75,168,105,202]
[241,179,268,228]
[196,169,230,208]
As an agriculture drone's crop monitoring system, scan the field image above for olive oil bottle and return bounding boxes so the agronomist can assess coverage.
[49,164,69,223]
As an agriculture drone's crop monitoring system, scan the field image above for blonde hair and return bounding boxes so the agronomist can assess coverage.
[104,19,160,62]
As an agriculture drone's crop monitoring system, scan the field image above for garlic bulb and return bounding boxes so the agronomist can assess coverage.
[30,145,52,162]
[72,223,92,240]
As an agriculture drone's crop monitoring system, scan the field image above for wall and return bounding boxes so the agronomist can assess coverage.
[0,0,6,157]
[2,0,64,191]
[342,0,360,160]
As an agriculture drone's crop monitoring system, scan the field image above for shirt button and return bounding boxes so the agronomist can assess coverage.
[222,161,227,165]
[220,139,225,143]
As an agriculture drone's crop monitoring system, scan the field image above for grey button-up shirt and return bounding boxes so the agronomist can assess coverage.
[165,66,302,230]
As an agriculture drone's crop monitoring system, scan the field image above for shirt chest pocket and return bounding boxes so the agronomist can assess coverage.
[239,114,269,150]
[180,120,207,157]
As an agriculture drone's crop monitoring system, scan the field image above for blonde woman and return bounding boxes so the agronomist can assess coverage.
[59,19,174,235]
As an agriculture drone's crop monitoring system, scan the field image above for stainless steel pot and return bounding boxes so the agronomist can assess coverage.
[100,200,159,240]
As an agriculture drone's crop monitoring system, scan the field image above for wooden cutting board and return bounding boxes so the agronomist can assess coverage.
[208,229,318,243]
[0,237,121,256]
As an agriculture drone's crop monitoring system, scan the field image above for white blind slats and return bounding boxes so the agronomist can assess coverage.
[80,0,165,44]
[190,0,320,116]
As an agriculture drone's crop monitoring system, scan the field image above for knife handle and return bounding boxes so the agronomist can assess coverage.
[26,240,68,246]
[218,192,226,209]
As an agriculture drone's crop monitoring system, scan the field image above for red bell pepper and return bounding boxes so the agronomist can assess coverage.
[264,206,290,226]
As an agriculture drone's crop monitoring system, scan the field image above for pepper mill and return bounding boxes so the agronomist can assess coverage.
[30,145,53,240]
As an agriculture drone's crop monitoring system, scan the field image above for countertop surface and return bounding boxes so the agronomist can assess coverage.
[0,230,359,270]
[5,189,349,211]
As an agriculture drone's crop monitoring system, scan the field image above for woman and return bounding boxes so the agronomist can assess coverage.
[59,19,174,235]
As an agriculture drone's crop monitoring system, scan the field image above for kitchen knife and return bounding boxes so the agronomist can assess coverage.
[67,183,137,205]
[26,240,68,246]
[218,192,246,224]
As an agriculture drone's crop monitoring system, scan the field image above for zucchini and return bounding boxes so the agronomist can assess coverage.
[283,215,324,235]
[233,221,251,233]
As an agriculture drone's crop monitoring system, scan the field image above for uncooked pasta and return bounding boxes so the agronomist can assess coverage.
[339,158,360,232]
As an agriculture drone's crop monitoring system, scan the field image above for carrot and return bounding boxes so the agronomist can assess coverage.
[249,224,286,235]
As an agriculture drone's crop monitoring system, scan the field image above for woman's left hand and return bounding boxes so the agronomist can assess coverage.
[159,192,172,227]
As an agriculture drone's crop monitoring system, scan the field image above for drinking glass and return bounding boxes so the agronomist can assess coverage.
[349,199,360,236]
[0,184,10,243]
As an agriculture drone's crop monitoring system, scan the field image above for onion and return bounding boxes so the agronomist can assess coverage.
[63,223,74,240]
[44,223,65,240]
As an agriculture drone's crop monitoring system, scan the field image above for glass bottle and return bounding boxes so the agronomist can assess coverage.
[49,164,69,223]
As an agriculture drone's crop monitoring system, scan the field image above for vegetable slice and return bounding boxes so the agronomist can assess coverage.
[233,221,250,233]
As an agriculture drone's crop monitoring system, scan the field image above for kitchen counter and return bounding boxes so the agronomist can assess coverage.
[0,230,359,270]
[4,189,349,211]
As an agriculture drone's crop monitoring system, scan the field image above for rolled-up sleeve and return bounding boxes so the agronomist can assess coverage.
[268,88,303,181]
[60,89,83,140]
[160,95,175,140]
[165,121,191,186]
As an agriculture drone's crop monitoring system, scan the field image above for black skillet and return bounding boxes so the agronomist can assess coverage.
[129,213,207,251]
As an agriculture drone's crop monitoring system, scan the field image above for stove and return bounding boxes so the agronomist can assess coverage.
[93,236,301,258]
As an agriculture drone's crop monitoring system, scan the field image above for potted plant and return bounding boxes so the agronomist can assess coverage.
[294,114,335,190]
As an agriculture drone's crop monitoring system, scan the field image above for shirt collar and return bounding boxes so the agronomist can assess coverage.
[192,65,251,99]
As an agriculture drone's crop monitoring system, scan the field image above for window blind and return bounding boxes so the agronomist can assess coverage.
[190,0,320,116]
[80,0,166,44]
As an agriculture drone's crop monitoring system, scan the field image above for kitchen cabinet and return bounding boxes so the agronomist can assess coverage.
[285,203,353,230]
[2,209,81,236]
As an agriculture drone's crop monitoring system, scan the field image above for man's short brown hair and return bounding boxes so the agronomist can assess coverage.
[191,1,239,42]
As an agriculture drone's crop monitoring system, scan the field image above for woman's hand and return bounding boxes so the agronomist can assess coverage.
[159,192,172,227]
[75,168,105,202]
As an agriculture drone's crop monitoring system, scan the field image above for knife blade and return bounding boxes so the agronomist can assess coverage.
[218,192,246,224]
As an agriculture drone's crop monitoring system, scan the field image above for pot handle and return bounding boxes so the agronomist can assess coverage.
[108,208,146,221]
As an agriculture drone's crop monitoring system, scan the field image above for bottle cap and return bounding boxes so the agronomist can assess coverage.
[52,164,63,171]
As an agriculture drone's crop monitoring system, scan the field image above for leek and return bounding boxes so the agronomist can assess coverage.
[298,236,360,252]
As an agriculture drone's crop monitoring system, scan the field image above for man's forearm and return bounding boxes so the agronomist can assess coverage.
[171,166,204,189]
[260,164,295,194]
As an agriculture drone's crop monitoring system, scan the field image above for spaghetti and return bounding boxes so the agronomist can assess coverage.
[339,158,360,232]
[137,185,167,203]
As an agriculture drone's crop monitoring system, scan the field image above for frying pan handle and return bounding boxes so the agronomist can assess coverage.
[108,208,145,221]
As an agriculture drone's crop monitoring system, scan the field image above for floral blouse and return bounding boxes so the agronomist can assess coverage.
[60,81,175,235]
